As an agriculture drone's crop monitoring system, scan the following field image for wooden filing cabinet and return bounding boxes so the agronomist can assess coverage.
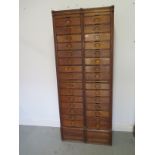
[52,6,114,145]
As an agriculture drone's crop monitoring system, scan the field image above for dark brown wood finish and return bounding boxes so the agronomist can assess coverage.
[52,6,114,145]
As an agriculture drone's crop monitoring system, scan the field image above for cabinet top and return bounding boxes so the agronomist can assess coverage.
[52,6,114,15]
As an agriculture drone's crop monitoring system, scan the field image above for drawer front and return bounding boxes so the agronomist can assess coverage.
[85,42,110,49]
[61,102,83,109]
[58,51,82,58]
[62,127,84,141]
[60,82,82,89]
[60,89,82,96]
[86,110,110,118]
[86,90,110,97]
[85,83,110,89]
[57,43,82,50]
[54,14,80,19]
[58,66,82,72]
[55,26,81,35]
[62,120,84,128]
[58,58,82,65]
[85,33,110,42]
[60,96,83,103]
[84,24,110,33]
[86,117,111,130]
[85,58,110,65]
[86,97,110,104]
[86,130,112,144]
[86,103,110,111]
[61,108,83,115]
[85,66,110,73]
[59,73,82,80]
[55,17,80,26]
[57,35,81,43]
[63,115,83,121]
[84,15,110,25]
[85,50,110,58]
[85,73,110,81]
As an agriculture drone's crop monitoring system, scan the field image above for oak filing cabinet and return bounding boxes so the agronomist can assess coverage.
[52,6,114,145]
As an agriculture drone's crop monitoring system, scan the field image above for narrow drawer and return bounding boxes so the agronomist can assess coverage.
[85,73,110,81]
[60,82,82,89]
[59,73,82,80]
[86,110,110,117]
[84,24,110,33]
[85,82,110,90]
[85,42,110,49]
[85,58,110,65]
[58,58,82,65]
[86,103,110,111]
[60,89,82,96]
[62,127,84,141]
[61,102,83,109]
[55,17,80,26]
[85,66,110,73]
[55,26,81,35]
[86,90,110,97]
[86,117,111,130]
[86,97,110,104]
[84,15,110,25]
[85,33,110,42]
[57,35,81,42]
[60,96,83,103]
[61,108,83,115]
[57,43,81,50]
[85,50,110,58]
[86,130,112,144]
[58,66,82,72]
[62,115,83,121]
[62,120,84,128]
[58,50,82,58]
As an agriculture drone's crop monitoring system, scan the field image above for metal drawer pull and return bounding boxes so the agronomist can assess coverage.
[66,44,72,48]
[95,35,100,40]
[66,20,71,24]
[95,59,100,64]
[95,43,100,48]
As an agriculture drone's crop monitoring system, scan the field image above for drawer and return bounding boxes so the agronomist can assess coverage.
[60,96,83,103]
[61,102,83,109]
[59,73,82,80]
[62,120,83,128]
[86,110,110,117]
[85,50,110,58]
[60,82,82,89]
[86,117,111,130]
[55,26,81,35]
[85,58,110,65]
[84,24,110,33]
[54,13,80,19]
[55,17,80,26]
[85,82,110,89]
[85,33,110,42]
[85,66,110,73]
[62,127,84,141]
[57,43,82,50]
[61,108,83,115]
[62,115,83,121]
[86,90,110,97]
[86,130,112,144]
[57,35,81,42]
[86,103,110,111]
[58,58,82,65]
[84,15,110,25]
[58,50,82,58]
[85,73,110,81]
[58,66,82,72]
[60,89,82,96]
[85,42,110,49]
[86,97,110,104]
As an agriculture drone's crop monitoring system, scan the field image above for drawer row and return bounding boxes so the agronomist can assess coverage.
[56,33,110,42]
[57,50,110,58]
[56,42,110,50]
[54,15,110,27]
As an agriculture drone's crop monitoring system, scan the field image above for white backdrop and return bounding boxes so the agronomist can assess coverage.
[19,0,135,131]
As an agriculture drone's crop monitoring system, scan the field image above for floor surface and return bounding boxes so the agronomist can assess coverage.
[19,125,135,155]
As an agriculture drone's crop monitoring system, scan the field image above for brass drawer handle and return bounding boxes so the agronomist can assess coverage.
[95,59,100,64]
[66,20,71,24]
[95,35,100,40]
[95,43,100,48]
[66,44,72,48]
